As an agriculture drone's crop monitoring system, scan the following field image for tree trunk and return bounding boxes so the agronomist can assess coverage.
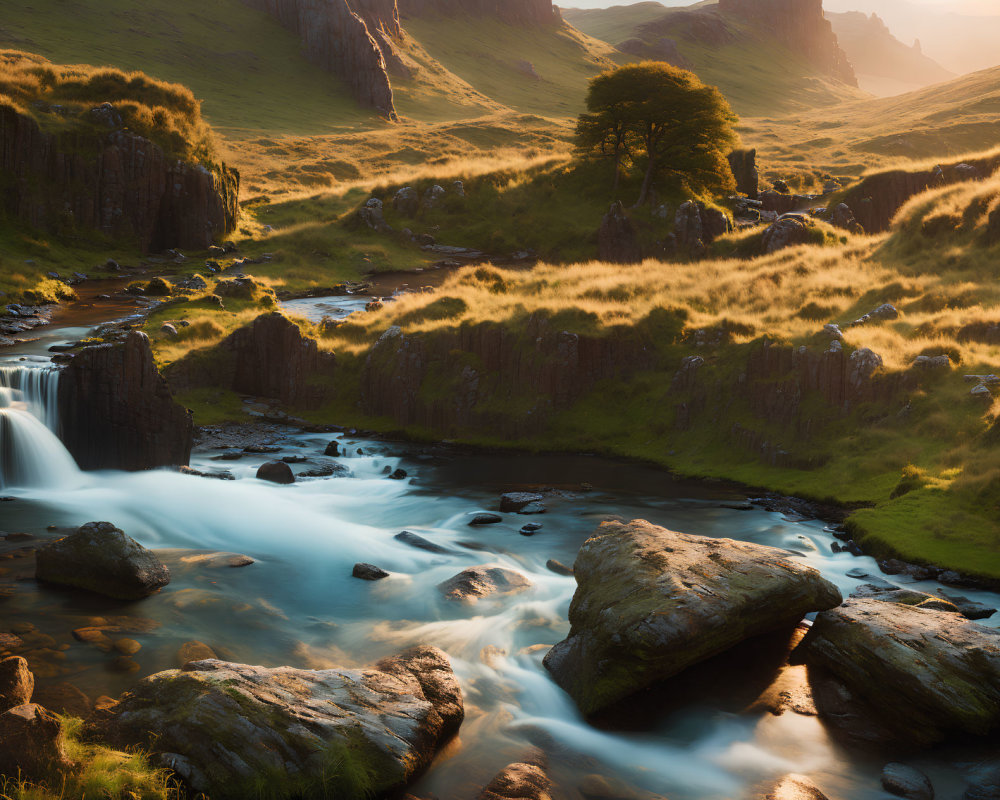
[612,148,622,194]
[637,156,655,206]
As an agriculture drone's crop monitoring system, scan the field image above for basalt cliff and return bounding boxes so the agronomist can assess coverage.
[0,104,238,253]
[244,0,398,118]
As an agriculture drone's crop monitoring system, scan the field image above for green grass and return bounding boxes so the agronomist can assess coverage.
[397,16,618,120]
[0,717,188,800]
[0,0,374,137]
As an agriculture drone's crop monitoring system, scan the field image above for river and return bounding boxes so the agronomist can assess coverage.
[1,290,997,799]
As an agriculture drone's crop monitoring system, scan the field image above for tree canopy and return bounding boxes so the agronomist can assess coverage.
[576,62,739,205]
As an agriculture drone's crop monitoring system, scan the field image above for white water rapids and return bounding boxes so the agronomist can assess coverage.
[0,347,996,798]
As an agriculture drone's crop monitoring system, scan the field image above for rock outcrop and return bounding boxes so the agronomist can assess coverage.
[167,313,336,409]
[399,0,560,26]
[92,647,463,799]
[543,519,841,715]
[718,0,857,85]
[0,105,238,253]
[799,599,1000,746]
[36,521,171,600]
[59,331,193,471]
[479,753,551,800]
[245,0,397,118]
[728,148,759,199]
[842,153,1000,234]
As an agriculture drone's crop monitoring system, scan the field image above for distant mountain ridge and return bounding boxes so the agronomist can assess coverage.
[827,10,954,96]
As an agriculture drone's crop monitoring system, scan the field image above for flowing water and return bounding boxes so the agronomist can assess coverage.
[1,300,998,799]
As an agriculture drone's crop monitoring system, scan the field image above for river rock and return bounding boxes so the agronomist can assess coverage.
[546,559,573,576]
[395,531,451,554]
[353,562,390,580]
[756,774,830,800]
[965,764,1000,800]
[800,599,1000,745]
[479,753,550,800]
[256,460,295,484]
[881,763,934,800]
[35,521,170,600]
[499,492,544,512]
[177,641,217,666]
[469,513,503,526]
[0,656,33,712]
[0,703,71,779]
[438,566,532,602]
[938,588,997,620]
[92,647,463,799]
[543,519,842,715]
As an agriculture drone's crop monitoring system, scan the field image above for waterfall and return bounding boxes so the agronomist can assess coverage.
[0,364,61,432]
[0,363,79,489]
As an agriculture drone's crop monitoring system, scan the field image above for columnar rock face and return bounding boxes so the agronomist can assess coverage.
[245,0,397,118]
[360,314,658,436]
[718,0,857,86]
[543,519,842,715]
[93,647,464,799]
[398,0,560,26]
[728,148,759,199]
[167,312,337,408]
[59,331,193,471]
[0,106,238,253]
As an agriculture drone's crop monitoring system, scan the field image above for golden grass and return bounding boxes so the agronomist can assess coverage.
[0,50,213,163]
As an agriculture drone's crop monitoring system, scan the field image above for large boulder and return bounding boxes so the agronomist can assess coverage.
[0,656,33,712]
[35,521,170,600]
[543,519,841,715]
[0,703,71,780]
[92,647,463,799]
[799,599,1000,746]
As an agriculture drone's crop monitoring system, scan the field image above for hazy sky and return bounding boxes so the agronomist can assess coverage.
[561,0,1000,12]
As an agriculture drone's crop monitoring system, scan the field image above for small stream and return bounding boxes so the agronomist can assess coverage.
[1,292,998,799]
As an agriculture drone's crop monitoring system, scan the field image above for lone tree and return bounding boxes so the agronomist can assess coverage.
[577,62,739,205]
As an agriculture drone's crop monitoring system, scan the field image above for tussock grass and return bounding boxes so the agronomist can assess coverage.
[0,50,213,163]
[0,717,189,800]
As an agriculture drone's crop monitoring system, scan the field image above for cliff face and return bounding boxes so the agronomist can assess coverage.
[398,0,559,26]
[0,106,238,253]
[245,0,397,118]
[59,332,193,471]
[718,0,857,86]
[166,313,337,409]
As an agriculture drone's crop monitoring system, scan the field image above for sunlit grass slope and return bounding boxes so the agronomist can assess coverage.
[747,66,1000,188]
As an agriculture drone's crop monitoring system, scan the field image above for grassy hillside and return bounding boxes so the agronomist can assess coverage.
[562,4,864,116]
[397,15,619,120]
[746,66,1000,190]
[0,0,375,137]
